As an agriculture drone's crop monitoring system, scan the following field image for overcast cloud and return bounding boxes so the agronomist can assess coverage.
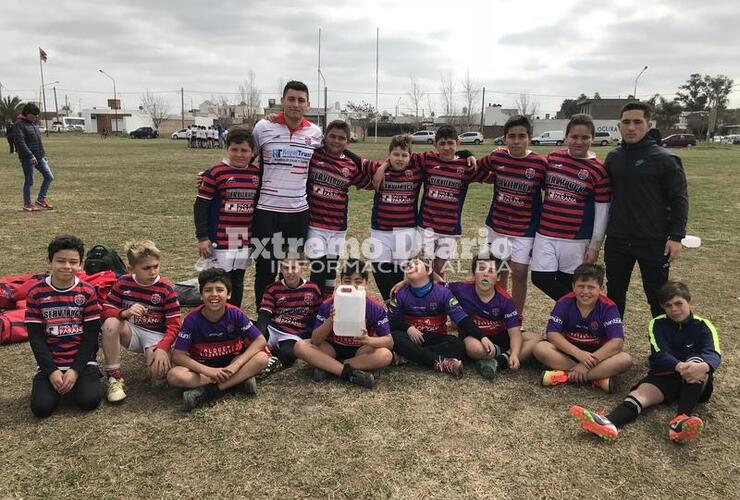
[1,0,738,116]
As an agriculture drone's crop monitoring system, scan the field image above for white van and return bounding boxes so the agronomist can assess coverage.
[531,130,564,146]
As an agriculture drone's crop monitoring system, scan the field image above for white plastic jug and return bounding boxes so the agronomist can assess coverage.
[333,286,366,337]
[681,235,702,249]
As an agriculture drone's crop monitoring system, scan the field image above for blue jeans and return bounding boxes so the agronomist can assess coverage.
[21,157,54,205]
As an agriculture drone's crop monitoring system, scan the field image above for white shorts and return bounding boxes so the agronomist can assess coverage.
[369,228,419,263]
[212,247,251,272]
[416,227,459,260]
[127,322,164,353]
[266,325,302,349]
[486,228,534,265]
[306,227,347,259]
[531,234,589,273]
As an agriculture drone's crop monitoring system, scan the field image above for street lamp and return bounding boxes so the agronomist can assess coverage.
[633,66,648,99]
[318,69,327,129]
[98,69,117,134]
[39,81,59,133]
[395,97,402,118]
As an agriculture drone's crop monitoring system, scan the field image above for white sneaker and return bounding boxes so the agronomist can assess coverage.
[106,377,127,403]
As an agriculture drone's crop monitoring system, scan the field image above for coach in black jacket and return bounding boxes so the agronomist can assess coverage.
[604,102,688,318]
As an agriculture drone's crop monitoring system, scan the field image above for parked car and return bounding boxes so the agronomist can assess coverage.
[593,131,619,146]
[410,130,436,144]
[130,126,159,139]
[531,130,564,146]
[492,135,504,145]
[171,128,188,139]
[458,131,484,145]
[663,133,696,148]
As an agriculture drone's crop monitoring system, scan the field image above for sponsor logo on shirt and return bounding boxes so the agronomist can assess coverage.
[151,293,161,305]
[525,168,536,179]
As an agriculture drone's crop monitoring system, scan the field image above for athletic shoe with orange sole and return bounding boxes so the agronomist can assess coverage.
[542,370,569,387]
[35,199,54,210]
[591,377,613,393]
[669,414,704,443]
[569,405,619,441]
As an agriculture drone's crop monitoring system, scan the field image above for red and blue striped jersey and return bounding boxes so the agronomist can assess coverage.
[260,279,322,338]
[371,158,424,230]
[547,292,623,350]
[418,152,487,236]
[307,148,372,231]
[197,161,261,249]
[104,274,181,350]
[447,281,521,336]
[478,149,547,237]
[25,277,102,369]
[539,150,611,239]
[314,296,390,347]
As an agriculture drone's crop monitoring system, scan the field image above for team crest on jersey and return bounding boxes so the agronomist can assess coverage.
[578,169,590,180]
[490,308,500,317]
[305,137,312,145]
[525,168,536,179]
[252,176,259,184]
[74,294,86,306]
[457,167,465,175]
[226,322,235,334]
[151,293,161,305]
[428,302,438,309]
[405,169,413,178]
[304,293,314,303]
[342,167,350,178]
[589,320,600,332]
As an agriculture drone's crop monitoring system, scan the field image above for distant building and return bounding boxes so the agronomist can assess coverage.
[576,98,637,119]
[481,104,518,138]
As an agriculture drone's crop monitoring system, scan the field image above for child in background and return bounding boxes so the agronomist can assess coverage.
[25,235,103,418]
[101,240,181,403]
[167,268,269,411]
[570,281,721,443]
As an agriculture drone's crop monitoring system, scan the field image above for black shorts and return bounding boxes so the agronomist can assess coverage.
[331,343,359,362]
[632,372,714,405]
[200,353,241,368]
[486,331,511,352]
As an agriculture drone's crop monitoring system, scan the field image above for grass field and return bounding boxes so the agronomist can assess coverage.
[0,135,738,499]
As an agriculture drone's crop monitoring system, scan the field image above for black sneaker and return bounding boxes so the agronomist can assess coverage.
[257,355,284,381]
[312,368,328,382]
[182,387,210,411]
[348,369,376,389]
[241,376,257,396]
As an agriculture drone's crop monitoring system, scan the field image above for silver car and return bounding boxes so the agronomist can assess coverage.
[410,130,436,144]
[458,131,484,145]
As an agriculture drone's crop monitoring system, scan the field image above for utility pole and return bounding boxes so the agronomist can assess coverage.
[324,86,328,129]
[479,87,486,132]
[374,27,379,143]
[53,86,59,120]
[181,87,185,129]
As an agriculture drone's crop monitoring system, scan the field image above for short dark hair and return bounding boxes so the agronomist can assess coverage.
[340,258,369,280]
[49,234,85,261]
[620,101,653,120]
[198,267,232,294]
[389,134,412,153]
[658,281,691,304]
[566,113,595,137]
[471,252,503,274]
[326,120,350,138]
[503,115,532,137]
[435,125,458,143]
[283,80,309,98]
[225,126,256,149]
[572,263,605,286]
[22,103,40,116]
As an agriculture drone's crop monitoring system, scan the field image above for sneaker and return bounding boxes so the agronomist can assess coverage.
[182,386,210,411]
[23,203,41,212]
[569,405,619,441]
[312,368,328,382]
[105,377,127,403]
[669,414,704,443]
[542,370,569,387]
[347,369,376,389]
[256,355,284,381]
[433,357,464,378]
[35,199,54,210]
[592,377,613,393]
[391,352,407,366]
[241,376,257,396]
[476,358,499,379]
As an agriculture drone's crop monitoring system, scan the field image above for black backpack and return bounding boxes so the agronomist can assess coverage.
[84,244,128,277]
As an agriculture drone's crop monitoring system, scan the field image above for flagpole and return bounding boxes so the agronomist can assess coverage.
[39,49,49,135]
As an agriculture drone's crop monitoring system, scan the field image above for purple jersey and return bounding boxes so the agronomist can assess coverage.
[314,296,390,347]
[174,304,262,364]
[447,281,520,337]
[547,292,623,349]
[388,283,468,334]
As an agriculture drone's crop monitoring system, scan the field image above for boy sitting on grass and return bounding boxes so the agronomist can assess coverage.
[570,281,721,443]
[294,259,392,389]
[167,268,269,411]
[533,263,632,393]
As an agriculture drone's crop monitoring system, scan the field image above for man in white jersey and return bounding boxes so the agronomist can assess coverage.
[252,81,323,307]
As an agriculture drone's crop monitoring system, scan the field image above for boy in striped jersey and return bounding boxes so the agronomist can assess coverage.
[257,252,322,374]
[570,281,720,443]
[531,114,611,301]
[101,240,181,403]
[476,115,547,317]
[194,126,261,308]
[25,235,103,417]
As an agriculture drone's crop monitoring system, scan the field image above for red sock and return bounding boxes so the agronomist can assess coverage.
[106,368,123,379]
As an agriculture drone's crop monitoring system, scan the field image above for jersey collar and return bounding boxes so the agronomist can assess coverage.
[275,112,311,132]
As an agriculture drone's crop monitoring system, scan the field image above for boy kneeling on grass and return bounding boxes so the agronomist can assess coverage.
[294,259,392,389]
[167,268,269,411]
[570,281,721,443]
[533,263,632,393]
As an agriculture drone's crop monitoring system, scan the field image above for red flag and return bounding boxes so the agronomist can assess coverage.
[39,47,48,63]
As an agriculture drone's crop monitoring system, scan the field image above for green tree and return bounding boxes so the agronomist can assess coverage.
[704,74,734,111]
[346,100,377,140]
[676,74,708,111]
[0,96,24,123]
[593,92,602,99]
[557,99,579,119]
[648,94,683,131]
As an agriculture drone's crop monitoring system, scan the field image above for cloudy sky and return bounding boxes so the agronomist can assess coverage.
[1,0,738,117]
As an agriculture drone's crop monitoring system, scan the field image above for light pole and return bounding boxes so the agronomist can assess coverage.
[40,80,59,133]
[395,97,402,118]
[99,69,117,134]
[318,69,327,130]
[633,66,648,99]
